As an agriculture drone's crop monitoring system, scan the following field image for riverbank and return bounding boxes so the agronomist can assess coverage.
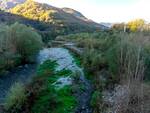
[0,64,37,104]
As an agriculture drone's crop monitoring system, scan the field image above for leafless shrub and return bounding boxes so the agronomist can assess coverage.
[115,33,148,113]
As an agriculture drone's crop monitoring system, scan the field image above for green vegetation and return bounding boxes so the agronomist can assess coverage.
[90,91,104,113]
[52,86,76,113]
[0,22,42,74]
[64,31,118,74]
[32,60,76,113]
[64,31,150,81]
[6,60,76,113]
[8,0,101,42]
[70,52,82,67]
[64,30,150,113]
[5,82,26,111]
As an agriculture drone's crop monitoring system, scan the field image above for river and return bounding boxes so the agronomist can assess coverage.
[0,47,93,113]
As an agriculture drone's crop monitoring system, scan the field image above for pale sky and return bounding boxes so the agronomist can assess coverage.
[34,0,150,23]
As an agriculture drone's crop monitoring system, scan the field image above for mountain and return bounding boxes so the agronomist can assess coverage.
[62,7,107,29]
[0,0,106,41]
[0,0,26,10]
[10,0,104,28]
[0,0,106,30]
[100,22,113,28]
[62,7,87,20]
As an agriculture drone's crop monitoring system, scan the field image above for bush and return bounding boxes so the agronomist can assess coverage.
[90,91,104,113]
[5,82,26,111]
[82,49,107,73]
[0,23,43,73]
[31,87,58,113]
[37,60,57,76]
[9,23,43,63]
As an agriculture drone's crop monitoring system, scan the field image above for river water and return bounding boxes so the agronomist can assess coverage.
[0,47,93,113]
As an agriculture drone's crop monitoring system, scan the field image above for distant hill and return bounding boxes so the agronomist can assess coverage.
[10,0,105,29]
[100,22,113,28]
[62,7,87,20]
[0,0,106,41]
[0,0,26,10]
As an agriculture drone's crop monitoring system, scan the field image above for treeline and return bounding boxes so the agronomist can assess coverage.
[112,19,150,32]
[0,23,43,74]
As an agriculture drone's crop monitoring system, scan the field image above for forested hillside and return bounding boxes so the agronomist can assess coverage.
[10,0,103,29]
[0,0,105,42]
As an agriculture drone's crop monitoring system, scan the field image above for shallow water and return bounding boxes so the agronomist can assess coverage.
[0,47,93,113]
[38,47,93,113]
[38,48,79,71]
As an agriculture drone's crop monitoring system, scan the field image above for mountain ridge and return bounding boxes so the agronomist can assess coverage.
[0,0,107,41]
[0,0,26,10]
[10,0,105,29]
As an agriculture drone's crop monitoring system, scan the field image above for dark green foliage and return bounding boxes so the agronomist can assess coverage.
[64,31,118,74]
[31,87,58,113]
[37,60,57,76]
[32,60,76,113]
[70,52,82,66]
[106,46,119,76]
[83,49,107,73]
[32,85,76,113]
[56,69,72,77]
[53,86,77,113]
[9,23,43,63]
[0,23,43,73]
[90,91,104,113]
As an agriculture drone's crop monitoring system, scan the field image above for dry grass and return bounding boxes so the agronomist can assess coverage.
[114,33,150,113]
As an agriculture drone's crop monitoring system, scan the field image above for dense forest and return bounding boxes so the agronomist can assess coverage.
[0,0,150,113]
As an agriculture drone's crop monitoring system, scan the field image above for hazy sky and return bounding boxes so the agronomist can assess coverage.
[34,0,150,23]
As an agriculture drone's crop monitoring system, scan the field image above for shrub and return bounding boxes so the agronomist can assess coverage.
[82,49,107,73]
[37,60,57,76]
[90,91,104,113]
[106,33,149,113]
[31,87,58,113]
[5,82,26,111]
[0,23,43,73]
[53,86,77,113]
[9,23,43,63]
